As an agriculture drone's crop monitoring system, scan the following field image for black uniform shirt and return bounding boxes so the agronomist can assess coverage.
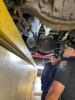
[55,57,75,100]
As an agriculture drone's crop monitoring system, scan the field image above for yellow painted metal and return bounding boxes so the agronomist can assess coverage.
[0,46,37,100]
[0,0,36,66]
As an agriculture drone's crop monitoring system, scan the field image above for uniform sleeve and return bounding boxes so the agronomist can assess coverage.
[41,63,48,85]
[41,62,50,84]
[54,60,70,86]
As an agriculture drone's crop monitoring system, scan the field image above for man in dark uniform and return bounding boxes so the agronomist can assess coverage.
[46,29,75,100]
[41,53,58,100]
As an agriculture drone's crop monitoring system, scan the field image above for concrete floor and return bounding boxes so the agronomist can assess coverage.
[33,76,42,100]
[33,96,41,100]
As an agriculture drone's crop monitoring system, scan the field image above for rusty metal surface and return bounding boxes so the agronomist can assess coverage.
[21,0,75,30]
[0,46,37,100]
[0,0,36,66]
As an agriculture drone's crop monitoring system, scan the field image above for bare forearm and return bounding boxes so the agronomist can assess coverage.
[45,80,64,100]
[45,91,59,100]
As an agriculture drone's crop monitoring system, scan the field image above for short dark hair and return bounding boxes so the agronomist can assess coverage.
[53,53,58,58]
[50,53,58,59]
[66,29,75,49]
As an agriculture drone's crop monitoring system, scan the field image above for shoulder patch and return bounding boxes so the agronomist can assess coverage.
[58,60,67,71]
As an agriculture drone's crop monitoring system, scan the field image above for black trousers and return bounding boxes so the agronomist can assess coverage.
[41,92,47,100]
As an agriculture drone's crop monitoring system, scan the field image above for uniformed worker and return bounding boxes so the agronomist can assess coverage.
[41,53,58,100]
[46,29,75,100]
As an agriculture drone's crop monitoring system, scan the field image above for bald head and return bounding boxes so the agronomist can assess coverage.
[63,45,75,58]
